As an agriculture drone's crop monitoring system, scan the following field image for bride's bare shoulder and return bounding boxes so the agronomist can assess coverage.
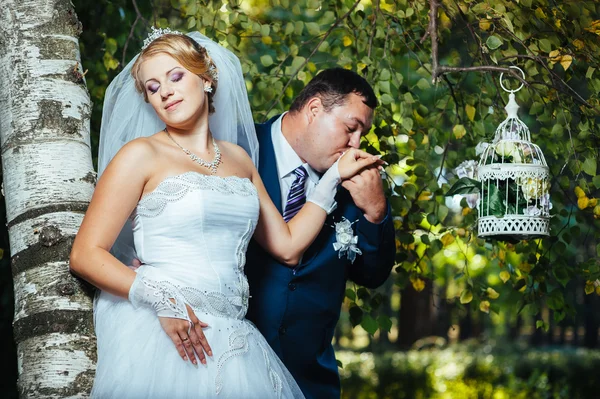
[218,141,253,165]
[103,137,160,179]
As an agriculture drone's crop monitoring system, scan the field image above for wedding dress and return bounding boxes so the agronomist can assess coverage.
[92,172,304,398]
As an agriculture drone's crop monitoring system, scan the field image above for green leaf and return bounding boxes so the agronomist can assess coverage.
[345,288,356,301]
[360,314,379,335]
[539,38,552,53]
[380,94,394,105]
[482,183,504,218]
[536,320,549,332]
[260,24,270,36]
[377,315,392,333]
[357,287,370,300]
[378,80,391,94]
[446,177,481,196]
[437,205,449,223]
[414,165,427,177]
[102,52,119,70]
[453,124,466,139]
[260,55,273,67]
[349,306,363,327]
[291,56,306,71]
[486,35,503,50]
[398,232,414,244]
[294,21,304,35]
[553,267,570,287]
[586,67,596,79]
[529,102,544,115]
[460,289,473,304]
[582,157,597,176]
[285,22,295,35]
[306,22,320,35]
[105,38,118,55]
[416,78,430,90]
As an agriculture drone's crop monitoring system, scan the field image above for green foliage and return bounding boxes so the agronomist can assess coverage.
[338,345,600,399]
[77,0,600,337]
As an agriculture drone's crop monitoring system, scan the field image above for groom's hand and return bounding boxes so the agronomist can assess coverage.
[342,166,387,224]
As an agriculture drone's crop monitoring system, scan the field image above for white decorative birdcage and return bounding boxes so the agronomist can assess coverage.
[476,67,551,239]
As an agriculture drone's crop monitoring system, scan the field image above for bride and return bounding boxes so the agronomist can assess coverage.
[69,29,382,398]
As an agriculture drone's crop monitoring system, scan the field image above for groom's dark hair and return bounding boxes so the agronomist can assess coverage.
[289,68,377,113]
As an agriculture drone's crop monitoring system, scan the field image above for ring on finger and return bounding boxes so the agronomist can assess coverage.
[182,337,190,342]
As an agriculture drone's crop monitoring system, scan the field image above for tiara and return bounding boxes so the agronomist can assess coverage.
[142,26,182,50]
[141,26,219,83]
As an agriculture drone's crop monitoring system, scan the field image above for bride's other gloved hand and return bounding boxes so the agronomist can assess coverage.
[129,272,212,365]
[307,148,383,214]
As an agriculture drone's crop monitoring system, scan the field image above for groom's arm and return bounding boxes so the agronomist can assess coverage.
[342,167,396,288]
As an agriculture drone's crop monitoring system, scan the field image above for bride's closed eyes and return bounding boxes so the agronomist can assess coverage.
[146,71,185,94]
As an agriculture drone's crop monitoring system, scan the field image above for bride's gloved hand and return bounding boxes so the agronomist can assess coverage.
[307,148,384,214]
[129,273,212,365]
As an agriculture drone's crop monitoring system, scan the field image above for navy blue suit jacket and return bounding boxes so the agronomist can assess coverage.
[245,116,396,398]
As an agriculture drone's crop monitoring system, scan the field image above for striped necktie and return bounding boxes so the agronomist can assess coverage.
[283,166,308,222]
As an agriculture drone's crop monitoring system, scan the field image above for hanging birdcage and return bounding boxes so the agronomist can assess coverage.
[476,67,551,239]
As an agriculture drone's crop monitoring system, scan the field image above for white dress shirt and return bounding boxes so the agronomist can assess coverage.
[271,113,321,207]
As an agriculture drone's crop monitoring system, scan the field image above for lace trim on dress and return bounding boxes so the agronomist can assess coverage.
[214,324,284,397]
[258,340,284,398]
[230,220,254,318]
[136,172,257,218]
[215,326,251,394]
[179,286,244,320]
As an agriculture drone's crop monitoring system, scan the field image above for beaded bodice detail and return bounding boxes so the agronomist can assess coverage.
[131,172,259,320]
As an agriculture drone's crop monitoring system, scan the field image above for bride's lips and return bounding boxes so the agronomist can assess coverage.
[165,100,182,111]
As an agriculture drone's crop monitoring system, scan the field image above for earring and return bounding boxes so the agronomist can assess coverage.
[204,85,213,93]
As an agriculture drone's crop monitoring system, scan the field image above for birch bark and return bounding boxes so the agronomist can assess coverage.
[0,1,96,397]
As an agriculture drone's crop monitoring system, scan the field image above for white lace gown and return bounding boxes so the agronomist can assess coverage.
[92,172,304,398]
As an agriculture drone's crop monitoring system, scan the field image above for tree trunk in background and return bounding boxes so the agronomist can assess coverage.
[584,291,598,348]
[0,0,96,397]
[459,305,473,340]
[433,283,450,339]
[372,278,394,353]
[397,282,433,349]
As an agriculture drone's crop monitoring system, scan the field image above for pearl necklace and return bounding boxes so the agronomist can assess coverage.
[164,128,221,175]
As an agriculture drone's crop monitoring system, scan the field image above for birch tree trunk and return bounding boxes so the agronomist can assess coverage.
[0,0,96,397]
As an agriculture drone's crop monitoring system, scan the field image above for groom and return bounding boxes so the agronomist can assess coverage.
[245,68,396,398]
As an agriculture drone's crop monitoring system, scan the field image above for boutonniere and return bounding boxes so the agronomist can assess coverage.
[332,217,362,263]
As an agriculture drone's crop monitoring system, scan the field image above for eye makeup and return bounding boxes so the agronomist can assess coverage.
[146,70,184,94]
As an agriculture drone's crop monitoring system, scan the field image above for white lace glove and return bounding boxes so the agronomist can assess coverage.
[307,158,341,214]
[128,272,191,325]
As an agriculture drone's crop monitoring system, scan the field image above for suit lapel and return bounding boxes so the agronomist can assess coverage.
[256,117,283,213]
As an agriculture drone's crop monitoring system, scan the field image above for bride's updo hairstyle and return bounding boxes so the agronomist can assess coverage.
[131,33,218,114]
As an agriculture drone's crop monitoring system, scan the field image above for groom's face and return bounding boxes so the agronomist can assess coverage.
[304,93,373,173]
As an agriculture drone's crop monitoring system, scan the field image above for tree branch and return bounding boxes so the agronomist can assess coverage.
[367,0,380,60]
[427,0,526,86]
[122,15,140,68]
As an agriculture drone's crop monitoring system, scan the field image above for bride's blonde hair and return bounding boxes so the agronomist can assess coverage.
[131,33,218,114]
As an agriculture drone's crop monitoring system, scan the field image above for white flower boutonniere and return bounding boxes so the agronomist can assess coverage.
[332,217,362,263]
